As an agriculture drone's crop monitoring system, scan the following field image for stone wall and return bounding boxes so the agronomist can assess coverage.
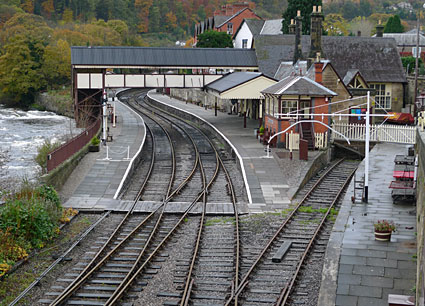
[417,128,425,305]
[407,76,425,107]
[169,88,231,112]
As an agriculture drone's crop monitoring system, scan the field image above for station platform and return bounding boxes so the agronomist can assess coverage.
[62,101,146,208]
[147,91,323,213]
[318,143,417,306]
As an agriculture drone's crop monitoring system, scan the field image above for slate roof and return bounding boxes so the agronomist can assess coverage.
[253,35,407,83]
[260,19,283,35]
[214,15,230,28]
[343,69,360,85]
[262,75,337,96]
[245,19,264,36]
[71,46,258,68]
[205,72,271,93]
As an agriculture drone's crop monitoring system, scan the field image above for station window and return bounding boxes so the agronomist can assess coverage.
[281,100,297,118]
[242,39,248,48]
[369,83,391,109]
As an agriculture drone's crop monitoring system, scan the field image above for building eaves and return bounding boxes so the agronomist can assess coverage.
[205,71,269,93]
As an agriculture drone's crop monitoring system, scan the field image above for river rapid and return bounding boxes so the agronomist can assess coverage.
[0,105,82,188]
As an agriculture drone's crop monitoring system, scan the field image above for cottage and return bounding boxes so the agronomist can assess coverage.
[233,18,283,48]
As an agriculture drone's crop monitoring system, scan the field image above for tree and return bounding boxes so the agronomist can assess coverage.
[323,13,349,36]
[196,30,233,48]
[282,0,322,35]
[384,15,404,33]
[401,56,422,74]
[42,39,71,86]
[349,16,374,37]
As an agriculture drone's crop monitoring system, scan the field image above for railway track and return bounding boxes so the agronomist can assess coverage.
[223,159,358,306]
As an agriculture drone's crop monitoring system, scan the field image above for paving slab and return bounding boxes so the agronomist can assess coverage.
[318,143,417,306]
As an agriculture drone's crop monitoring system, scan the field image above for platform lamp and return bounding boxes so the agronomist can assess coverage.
[111,89,116,128]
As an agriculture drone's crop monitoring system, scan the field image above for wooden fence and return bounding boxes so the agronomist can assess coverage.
[47,118,101,172]
[332,123,416,144]
[285,131,328,150]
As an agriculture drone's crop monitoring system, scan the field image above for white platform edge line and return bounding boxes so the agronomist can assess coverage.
[147,90,253,204]
[113,100,147,199]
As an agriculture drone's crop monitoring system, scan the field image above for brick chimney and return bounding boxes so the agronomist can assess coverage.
[309,6,324,59]
[314,53,323,84]
[376,20,384,38]
[289,19,296,34]
[293,10,303,64]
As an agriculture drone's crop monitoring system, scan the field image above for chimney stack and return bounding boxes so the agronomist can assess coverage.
[289,19,296,34]
[376,20,384,38]
[309,5,324,59]
[293,10,303,64]
[314,52,323,84]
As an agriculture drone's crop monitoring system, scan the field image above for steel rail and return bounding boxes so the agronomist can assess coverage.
[105,96,225,305]
[141,97,242,305]
[275,166,357,305]
[49,91,176,306]
[180,151,218,306]
[8,211,110,306]
[224,158,346,306]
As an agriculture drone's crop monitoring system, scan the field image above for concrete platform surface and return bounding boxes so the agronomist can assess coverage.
[319,143,417,306]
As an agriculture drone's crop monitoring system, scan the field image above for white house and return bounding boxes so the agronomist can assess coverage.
[233,18,283,49]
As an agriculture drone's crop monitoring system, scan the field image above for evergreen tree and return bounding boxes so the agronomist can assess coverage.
[384,15,404,33]
[196,30,233,48]
[282,0,322,35]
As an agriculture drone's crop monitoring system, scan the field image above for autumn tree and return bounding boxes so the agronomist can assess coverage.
[323,13,348,36]
[42,39,71,86]
[282,0,322,35]
[196,30,233,48]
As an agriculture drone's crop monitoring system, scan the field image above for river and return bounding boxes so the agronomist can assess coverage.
[0,105,82,188]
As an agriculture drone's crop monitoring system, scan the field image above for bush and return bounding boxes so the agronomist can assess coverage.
[90,136,100,146]
[0,184,62,249]
[35,139,62,174]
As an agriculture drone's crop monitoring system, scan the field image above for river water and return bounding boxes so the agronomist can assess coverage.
[0,105,82,187]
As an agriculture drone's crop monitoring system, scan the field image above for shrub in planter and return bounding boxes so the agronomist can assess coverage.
[89,136,100,152]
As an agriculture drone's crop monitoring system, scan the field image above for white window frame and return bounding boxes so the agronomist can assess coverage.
[370,83,391,110]
[280,100,298,119]
[227,22,233,34]
[242,39,248,48]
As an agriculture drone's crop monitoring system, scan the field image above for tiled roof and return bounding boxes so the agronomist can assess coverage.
[205,72,268,93]
[262,75,337,96]
[253,35,407,83]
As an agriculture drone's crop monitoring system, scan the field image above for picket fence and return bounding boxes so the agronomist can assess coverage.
[332,123,416,144]
[285,131,328,150]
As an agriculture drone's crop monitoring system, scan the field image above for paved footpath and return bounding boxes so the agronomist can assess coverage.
[148,91,321,212]
[319,143,417,306]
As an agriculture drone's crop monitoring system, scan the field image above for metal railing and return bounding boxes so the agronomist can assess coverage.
[46,118,101,172]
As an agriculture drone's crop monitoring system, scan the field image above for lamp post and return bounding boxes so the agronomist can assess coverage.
[102,90,108,145]
[414,4,425,116]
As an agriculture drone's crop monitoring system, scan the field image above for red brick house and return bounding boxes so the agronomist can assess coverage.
[194,3,261,45]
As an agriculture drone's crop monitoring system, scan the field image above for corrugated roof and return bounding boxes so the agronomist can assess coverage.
[377,33,425,46]
[260,19,283,35]
[262,75,337,96]
[71,46,258,68]
[253,34,407,83]
[205,71,265,93]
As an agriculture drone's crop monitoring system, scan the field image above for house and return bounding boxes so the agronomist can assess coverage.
[204,71,277,125]
[373,30,425,60]
[250,6,407,113]
[261,61,337,148]
[194,3,261,44]
[233,18,283,48]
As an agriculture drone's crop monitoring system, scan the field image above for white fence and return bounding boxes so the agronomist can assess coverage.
[332,123,416,144]
[285,131,328,150]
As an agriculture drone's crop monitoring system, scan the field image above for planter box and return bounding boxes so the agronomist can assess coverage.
[89,145,100,152]
[374,230,392,241]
